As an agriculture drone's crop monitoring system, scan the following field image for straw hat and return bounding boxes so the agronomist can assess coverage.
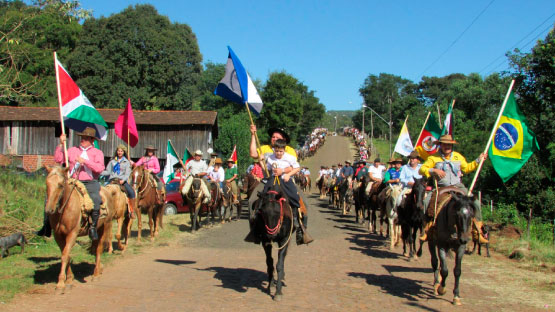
[214,158,223,165]
[194,150,203,156]
[226,158,235,163]
[76,127,96,138]
[144,144,157,150]
[408,151,420,159]
[435,134,458,145]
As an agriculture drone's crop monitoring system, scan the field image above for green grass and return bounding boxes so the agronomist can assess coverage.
[368,138,391,161]
[0,166,194,303]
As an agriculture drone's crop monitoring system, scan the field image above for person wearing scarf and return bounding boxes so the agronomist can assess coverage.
[102,144,136,217]
[419,134,488,243]
[37,127,105,240]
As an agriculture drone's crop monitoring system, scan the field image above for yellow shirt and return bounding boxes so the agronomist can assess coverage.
[419,151,478,187]
[257,145,297,160]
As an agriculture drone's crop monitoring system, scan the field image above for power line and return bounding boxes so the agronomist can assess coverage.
[419,0,496,78]
[479,12,555,74]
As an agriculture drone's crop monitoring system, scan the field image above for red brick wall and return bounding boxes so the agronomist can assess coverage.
[0,154,56,172]
[0,154,11,167]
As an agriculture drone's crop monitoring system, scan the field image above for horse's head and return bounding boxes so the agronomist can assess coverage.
[385,184,403,213]
[258,184,288,238]
[450,193,476,245]
[44,165,69,214]
[411,178,427,213]
[130,165,146,191]
[189,178,203,202]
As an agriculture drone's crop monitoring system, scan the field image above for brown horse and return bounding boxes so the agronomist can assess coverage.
[129,166,164,241]
[222,181,241,222]
[181,177,206,231]
[105,180,132,252]
[44,166,115,294]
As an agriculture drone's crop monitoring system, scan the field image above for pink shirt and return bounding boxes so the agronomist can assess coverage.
[54,145,105,181]
[135,156,160,174]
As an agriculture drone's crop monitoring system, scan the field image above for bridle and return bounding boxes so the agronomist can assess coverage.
[259,189,294,250]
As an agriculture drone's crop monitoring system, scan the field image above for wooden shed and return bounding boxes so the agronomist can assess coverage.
[0,106,218,171]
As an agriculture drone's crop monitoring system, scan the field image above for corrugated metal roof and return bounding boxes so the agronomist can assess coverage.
[0,106,217,126]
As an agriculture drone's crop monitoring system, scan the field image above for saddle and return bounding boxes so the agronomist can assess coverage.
[426,186,466,220]
[69,179,108,220]
[110,178,127,194]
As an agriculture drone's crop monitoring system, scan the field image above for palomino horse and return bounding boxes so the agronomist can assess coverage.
[398,178,427,259]
[105,180,132,253]
[428,190,476,306]
[383,184,404,250]
[44,166,115,294]
[222,182,241,222]
[129,166,164,241]
[317,175,329,199]
[181,177,207,231]
[251,183,294,301]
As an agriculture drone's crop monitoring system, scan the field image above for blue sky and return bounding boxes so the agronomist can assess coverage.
[79,0,555,111]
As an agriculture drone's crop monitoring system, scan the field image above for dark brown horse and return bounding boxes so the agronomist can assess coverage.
[44,166,115,294]
[129,166,164,241]
[250,183,294,301]
[398,178,427,259]
[367,181,386,233]
[242,173,261,200]
[428,191,476,306]
[181,177,206,231]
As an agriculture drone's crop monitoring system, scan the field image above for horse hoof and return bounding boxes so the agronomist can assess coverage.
[91,275,99,283]
[64,284,73,293]
[150,237,155,242]
[438,286,446,296]
[273,294,282,301]
[433,283,440,295]
[55,287,65,295]
[453,297,462,305]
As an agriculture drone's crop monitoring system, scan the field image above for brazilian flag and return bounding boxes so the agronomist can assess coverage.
[489,92,539,182]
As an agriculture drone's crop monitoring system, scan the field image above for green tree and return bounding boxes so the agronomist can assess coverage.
[0,0,86,106]
[67,4,202,110]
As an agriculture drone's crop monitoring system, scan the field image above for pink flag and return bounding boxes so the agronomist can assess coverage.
[114,98,139,147]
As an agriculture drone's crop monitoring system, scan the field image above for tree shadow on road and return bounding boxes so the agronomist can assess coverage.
[346,231,401,259]
[155,259,196,266]
[348,271,443,310]
[196,266,268,294]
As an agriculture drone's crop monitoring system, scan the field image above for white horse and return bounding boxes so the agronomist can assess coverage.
[384,184,404,250]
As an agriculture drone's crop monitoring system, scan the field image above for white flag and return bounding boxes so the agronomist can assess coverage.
[394,119,413,157]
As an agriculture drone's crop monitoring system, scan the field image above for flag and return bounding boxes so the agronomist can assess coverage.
[488,92,539,182]
[183,148,193,166]
[55,54,108,140]
[114,98,139,147]
[415,113,442,160]
[393,119,413,157]
[214,46,263,115]
[230,145,237,166]
[441,101,453,136]
[163,140,179,184]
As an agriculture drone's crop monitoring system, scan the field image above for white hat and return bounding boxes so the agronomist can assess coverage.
[194,150,203,156]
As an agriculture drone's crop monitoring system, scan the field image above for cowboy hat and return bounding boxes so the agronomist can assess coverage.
[76,127,97,138]
[226,158,235,163]
[435,134,458,145]
[408,151,420,159]
[194,149,203,156]
[267,127,291,144]
[388,157,402,164]
[214,158,223,165]
[345,160,351,164]
[144,144,157,150]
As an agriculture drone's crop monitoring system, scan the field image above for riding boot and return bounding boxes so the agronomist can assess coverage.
[36,212,51,237]
[419,220,433,242]
[474,219,489,244]
[127,198,136,219]
[89,209,100,241]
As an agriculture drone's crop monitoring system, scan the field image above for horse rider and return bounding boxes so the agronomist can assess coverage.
[335,163,343,178]
[224,158,240,205]
[355,160,368,182]
[183,150,212,204]
[132,145,165,205]
[383,158,403,185]
[366,157,385,195]
[37,127,105,240]
[245,139,313,245]
[207,158,225,189]
[208,152,219,167]
[101,144,136,218]
[337,160,354,187]
[400,151,422,189]
[249,157,264,181]
[418,134,488,243]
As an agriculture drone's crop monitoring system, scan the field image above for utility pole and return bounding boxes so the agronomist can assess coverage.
[362,102,365,139]
[388,94,392,157]
[370,110,374,156]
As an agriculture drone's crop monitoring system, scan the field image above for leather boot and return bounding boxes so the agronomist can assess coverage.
[474,220,489,244]
[36,212,51,237]
[89,209,100,241]
[419,220,433,242]
[127,198,136,219]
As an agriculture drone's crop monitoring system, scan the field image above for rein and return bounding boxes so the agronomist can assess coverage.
[259,189,294,250]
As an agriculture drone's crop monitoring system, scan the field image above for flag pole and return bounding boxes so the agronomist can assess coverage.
[168,139,184,164]
[415,112,431,144]
[53,51,69,168]
[467,79,515,196]
[127,128,130,159]
[436,103,442,125]
[245,102,270,177]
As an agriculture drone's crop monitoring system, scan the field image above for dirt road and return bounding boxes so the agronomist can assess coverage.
[4,135,553,311]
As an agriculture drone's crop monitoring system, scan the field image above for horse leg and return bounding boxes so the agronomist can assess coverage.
[235,201,241,221]
[154,205,162,237]
[263,244,274,295]
[64,257,74,292]
[136,203,143,242]
[92,225,107,281]
[389,218,395,250]
[148,207,154,240]
[274,243,289,301]
[190,209,196,231]
[55,232,74,294]
[452,244,466,305]
[437,247,449,296]
[429,242,441,296]
[116,215,124,251]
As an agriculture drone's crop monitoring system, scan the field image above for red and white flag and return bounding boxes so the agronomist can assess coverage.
[55,53,107,140]
[114,98,139,147]
[230,145,237,167]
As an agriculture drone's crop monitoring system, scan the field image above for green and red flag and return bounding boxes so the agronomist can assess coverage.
[55,53,108,140]
[488,92,539,182]
[230,145,238,167]
[183,148,193,166]
[415,113,442,160]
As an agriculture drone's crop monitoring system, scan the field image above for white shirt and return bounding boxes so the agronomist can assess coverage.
[266,152,300,170]
[186,159,208,176]
[369,164,386,180]
[207,166,225,183]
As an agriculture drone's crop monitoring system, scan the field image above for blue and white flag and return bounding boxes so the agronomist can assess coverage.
[214,46,263,115]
